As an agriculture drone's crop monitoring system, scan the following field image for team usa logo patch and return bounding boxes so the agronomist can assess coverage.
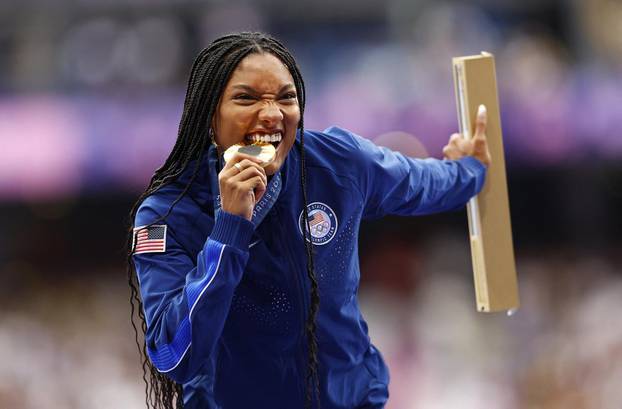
[133,225,167,254]
[298,202,338,245]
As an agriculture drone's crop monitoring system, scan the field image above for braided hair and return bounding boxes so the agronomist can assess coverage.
[126,32,321,409]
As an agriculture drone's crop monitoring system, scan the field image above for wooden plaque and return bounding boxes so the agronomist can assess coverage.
[452,52,520,313]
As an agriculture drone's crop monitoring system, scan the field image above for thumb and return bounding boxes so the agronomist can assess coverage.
[474,104,487,139]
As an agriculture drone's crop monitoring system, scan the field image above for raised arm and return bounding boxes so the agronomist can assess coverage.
[323,106,490,220]
[360,142,487,219]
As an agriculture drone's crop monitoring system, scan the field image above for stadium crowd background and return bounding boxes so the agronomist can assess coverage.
[0,0,621,408]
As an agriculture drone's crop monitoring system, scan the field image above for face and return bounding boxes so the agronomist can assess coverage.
[213,52,301,176]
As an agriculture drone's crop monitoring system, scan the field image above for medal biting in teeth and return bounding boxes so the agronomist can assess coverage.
[223,133,279,167]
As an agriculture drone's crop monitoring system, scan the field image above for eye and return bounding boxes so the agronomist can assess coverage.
[233,93,256,101]
[280,92,297,101]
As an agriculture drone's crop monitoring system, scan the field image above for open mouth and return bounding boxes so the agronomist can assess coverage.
[245,132,282,150]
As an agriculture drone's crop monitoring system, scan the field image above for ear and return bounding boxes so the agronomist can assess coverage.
[210,111,219,140]
[211,100,222,135]
[210,111,217,134]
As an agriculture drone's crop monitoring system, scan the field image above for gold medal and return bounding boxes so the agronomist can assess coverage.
[223,141,276,167]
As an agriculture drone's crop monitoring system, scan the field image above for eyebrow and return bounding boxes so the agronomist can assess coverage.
[230,84,296,93]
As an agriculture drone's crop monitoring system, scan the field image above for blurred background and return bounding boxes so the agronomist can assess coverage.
[1,0,621,408]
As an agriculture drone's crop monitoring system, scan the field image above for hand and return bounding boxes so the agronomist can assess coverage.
[218,153,267,220]
[443,104,492,167]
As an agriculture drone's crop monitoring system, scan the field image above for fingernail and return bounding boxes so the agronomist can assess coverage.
[478,104,486,117]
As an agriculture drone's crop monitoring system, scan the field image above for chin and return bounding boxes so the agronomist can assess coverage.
[264,160,281,176]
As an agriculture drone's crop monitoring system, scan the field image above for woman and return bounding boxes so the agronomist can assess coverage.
[127,32,491,409]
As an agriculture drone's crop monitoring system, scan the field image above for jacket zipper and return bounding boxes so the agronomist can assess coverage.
[273,205,309,402]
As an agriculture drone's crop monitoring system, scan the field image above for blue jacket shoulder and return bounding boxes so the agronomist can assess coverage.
[134,153,214,229]
[302,126,374,181]
[303,126,367,158]
[134,183,208,244]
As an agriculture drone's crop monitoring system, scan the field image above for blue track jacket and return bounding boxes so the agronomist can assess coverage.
[132,127,487,408]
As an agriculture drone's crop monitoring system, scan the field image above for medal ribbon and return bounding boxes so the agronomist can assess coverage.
[207,143,281,227]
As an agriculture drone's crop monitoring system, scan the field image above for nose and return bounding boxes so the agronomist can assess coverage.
[258,101,283,126]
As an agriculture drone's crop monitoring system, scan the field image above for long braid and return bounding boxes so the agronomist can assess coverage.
[126,32,321,409]
[299,122,321,409]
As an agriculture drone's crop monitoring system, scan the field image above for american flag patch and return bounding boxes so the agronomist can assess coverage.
[309,211,326,227]
[133,225,167,254]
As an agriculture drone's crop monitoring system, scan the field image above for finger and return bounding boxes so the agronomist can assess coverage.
[234,159,265,175]
[222,152,264,171]
[455,137,471,153]
[449,133,461,144]
[473,136,487,153]
[239,176,267,198]
[472,137,492,166]
[222,158,266,180]
[442,145,460,160]
[229,165,267,186]
[253,178,267,202]
[474,104,487,139]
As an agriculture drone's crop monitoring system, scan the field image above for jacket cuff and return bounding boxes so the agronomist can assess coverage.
[210,211,255,250]
[458,156,488,193]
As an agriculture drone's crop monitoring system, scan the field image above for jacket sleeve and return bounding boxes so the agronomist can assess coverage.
[132,207,253,384]
[341,130,487,220]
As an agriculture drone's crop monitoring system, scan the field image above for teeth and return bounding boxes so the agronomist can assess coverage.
[246,133,282,144]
